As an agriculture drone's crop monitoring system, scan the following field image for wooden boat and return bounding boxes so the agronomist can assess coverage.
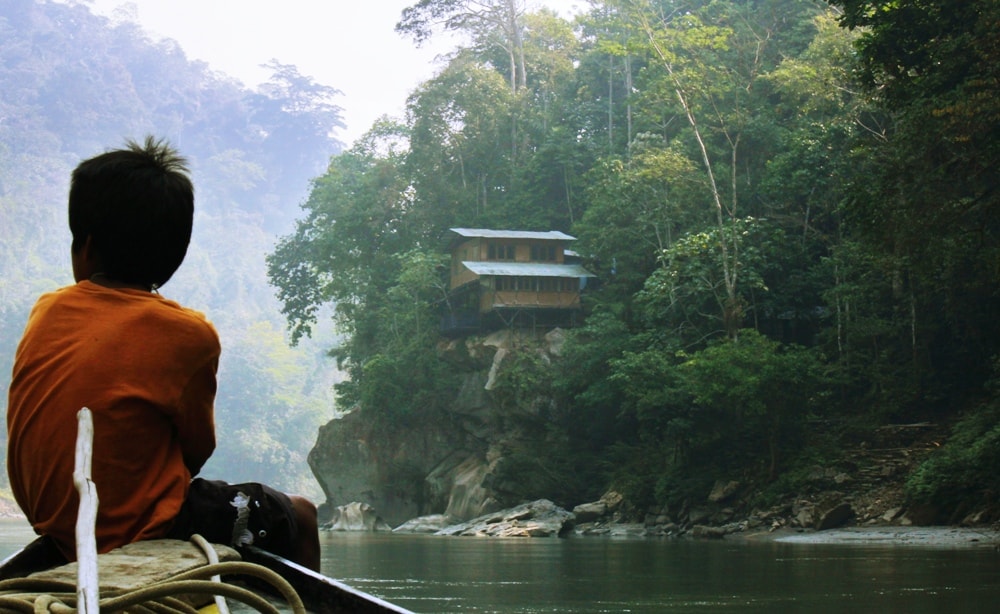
[241,545,412,614]
[0,536,415,613]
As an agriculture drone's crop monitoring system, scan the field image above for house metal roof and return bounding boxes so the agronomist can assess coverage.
[450,228,576,241]
[462,261,595,278]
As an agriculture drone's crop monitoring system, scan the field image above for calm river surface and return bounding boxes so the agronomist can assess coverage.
[3,519,999,612]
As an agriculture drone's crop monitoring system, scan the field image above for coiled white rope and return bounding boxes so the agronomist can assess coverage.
[189,534,230,614]
[0,553,308,613]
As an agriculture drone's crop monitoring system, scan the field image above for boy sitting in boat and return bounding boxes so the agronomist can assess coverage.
[5,137,320,572]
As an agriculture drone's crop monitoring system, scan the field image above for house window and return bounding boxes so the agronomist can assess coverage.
[530,245,557,261]
[489,242,516,260]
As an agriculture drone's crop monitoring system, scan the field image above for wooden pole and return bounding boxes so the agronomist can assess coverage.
[74,407,99,613]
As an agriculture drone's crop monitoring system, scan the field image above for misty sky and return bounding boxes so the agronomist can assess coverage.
[85,0,585,146]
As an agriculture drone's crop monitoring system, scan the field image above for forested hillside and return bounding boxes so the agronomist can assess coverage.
[1,0,345,498]
[270,0,1000,522]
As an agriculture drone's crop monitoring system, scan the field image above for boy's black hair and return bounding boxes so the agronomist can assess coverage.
[69,136,194,290]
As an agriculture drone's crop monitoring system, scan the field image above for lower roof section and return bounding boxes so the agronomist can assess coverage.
[462,261,595,278]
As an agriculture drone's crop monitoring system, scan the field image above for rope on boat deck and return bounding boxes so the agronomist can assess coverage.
[190,533,231,614]
[0,540,308,614]
[0,410,308,613]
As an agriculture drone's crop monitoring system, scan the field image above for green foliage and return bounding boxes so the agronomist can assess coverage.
[601,440,674,510]
[575,143,706,294]
[489,433,594,507]
[333,247,456,425]
[674,330,827,478]
[552,307,636,450]
[905,360,1000,513]
[635,217,798,346]
[608,341,685,439]
[267,130,411,345]
[492,348,552,414]
[357,354,418,420]
[826,0,1000,401]
[905,402,1000,513]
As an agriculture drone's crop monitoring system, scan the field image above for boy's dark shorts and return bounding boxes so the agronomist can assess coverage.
[167,478,298,559]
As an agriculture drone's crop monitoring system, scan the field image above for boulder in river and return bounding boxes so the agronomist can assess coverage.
[436,499,575,538]
[815,501,855,530]
[324,501,392,532]
[393,514,460,534]
[572,501,607,523]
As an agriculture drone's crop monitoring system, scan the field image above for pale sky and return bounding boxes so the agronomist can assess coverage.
[84,0,586,146]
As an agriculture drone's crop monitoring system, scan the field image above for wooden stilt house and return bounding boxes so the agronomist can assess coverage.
[442,228,595,335]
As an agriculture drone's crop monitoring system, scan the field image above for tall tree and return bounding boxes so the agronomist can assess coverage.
[593,0,820,339]
[405,57,516,228]
[267,121,413,346]
[576,140,706,298]
[827,0,1000,392]
[397,0,530,93]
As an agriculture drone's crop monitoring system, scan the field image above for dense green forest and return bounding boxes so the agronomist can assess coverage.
[0,0,346,498]
[268,0,1000,520]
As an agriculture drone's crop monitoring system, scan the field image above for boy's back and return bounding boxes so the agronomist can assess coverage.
[7,278,219,557]
[6,137,319,570]
[6,137,217,558]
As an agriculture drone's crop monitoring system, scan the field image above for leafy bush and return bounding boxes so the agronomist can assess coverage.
[905,397,1000,514]
[491,348,552,414]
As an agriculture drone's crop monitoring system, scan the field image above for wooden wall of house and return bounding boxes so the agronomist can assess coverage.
[449,236,568,290]
[480,288,581,313]
[450,238,482,289]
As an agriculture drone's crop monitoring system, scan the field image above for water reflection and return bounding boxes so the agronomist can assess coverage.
[0,518,35,562]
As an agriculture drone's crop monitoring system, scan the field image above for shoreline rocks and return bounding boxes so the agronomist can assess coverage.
[326,493,1000,550]
[314,404,999,541]
[433,499,574,538]
[322,501,392,532]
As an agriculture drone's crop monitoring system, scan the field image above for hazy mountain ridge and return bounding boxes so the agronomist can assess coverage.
[1,0,344,496]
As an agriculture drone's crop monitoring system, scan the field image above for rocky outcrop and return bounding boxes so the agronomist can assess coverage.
[436,454,495,520]
[308,329,568,527]
[572,501,607,523]
[0,497,25,519]
[393,514,458,534]
[309,407,472,526]
[708,480,741,503]
[435,499,574,538]
[815,501,855,530]
[324,501,392,532]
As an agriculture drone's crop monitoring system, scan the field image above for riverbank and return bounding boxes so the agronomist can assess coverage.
[738,525,1000,548]
[579,420,999,543]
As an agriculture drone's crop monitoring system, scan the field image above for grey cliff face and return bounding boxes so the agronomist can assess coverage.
[308,329,567,527]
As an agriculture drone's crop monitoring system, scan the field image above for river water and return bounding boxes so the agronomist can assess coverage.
[320,531,1000,613]
[3,519,999,612]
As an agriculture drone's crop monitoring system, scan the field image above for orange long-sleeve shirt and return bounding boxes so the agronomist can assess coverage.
[7,280,220,559]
